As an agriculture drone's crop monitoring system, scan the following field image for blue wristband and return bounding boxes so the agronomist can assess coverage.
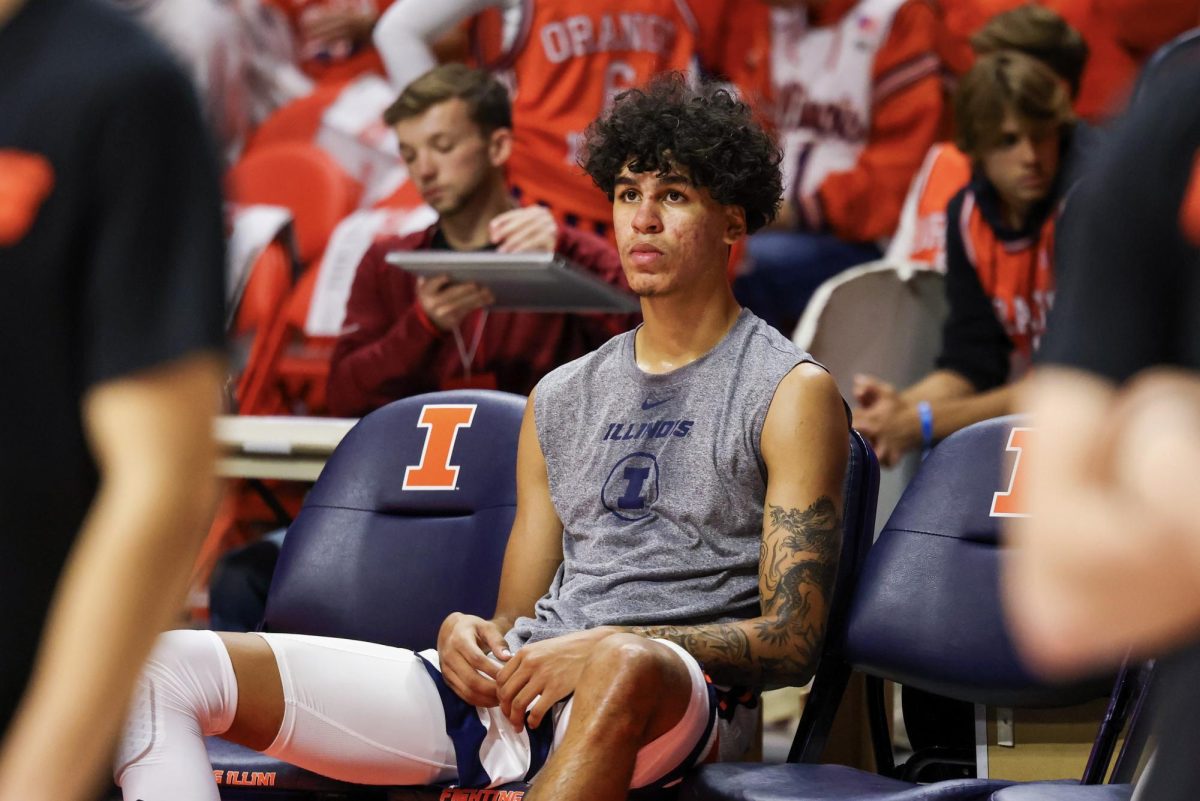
[917,401,934,453]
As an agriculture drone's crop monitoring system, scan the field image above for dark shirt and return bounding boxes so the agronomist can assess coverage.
[0,0,225,732]
[937,168,1061,391]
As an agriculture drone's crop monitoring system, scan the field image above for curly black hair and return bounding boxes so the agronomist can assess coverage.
[581,74,783,233]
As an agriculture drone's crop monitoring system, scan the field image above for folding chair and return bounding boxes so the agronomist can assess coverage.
[681,417,1128,801]
[792,259,948,535]
[232,240,296,416]
[191,209,302,610]
[227,142,360,268]
[985,660,1160,801]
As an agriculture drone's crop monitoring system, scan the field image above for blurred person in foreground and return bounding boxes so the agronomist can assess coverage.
[854,51,1073,466]
[0,0,226,798]
[1005,64,1200,800]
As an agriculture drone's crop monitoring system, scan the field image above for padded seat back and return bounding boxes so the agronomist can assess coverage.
[845,416,1111,707]
[262,389,526,649]
[822,430,881,668]
[785,430,880,761]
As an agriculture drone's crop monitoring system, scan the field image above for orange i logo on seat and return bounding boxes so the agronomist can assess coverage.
[990,427,1033,518]
[403,404,477,490]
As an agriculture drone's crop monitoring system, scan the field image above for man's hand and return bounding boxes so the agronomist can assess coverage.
[490,206,558,254]
[437,612,512,707]
[416,275,494,332]
[495,628,612,730]
[852,374,919,467]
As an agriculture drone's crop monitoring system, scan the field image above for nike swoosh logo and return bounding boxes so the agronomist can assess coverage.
[641,396,674,410]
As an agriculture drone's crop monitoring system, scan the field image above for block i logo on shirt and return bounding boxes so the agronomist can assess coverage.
[601,451,660,521]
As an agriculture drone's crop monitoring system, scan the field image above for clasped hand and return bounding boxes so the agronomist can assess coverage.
[437,613,605,730]
[852,373,920,467]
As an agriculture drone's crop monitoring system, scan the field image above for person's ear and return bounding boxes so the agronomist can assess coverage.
[723,205,747,245]
[489,127,513,167]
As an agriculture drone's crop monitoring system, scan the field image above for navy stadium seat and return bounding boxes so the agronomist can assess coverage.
[988,785,1132,801]
[202,412,879,799]
[788,429,881,762]
[206,389,526,800]
[681,416,1128,801]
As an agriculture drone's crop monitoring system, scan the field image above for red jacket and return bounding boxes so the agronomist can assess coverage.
[327,223,637,415]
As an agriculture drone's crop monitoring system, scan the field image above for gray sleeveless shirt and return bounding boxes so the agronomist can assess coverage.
[507,309,816,651]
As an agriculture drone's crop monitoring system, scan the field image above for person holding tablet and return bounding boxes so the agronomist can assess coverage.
[326,64,636,417]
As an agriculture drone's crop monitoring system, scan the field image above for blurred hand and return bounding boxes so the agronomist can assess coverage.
[490,206,558,254]
[301,9,377,46]
[852,373,919,467]
[437,612,512,707]
[1007,369,1200,677]
[416,275,494,332]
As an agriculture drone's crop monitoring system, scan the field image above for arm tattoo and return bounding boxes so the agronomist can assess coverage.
[627,622,753,685]
[755,497,841,683]
[629,497,841,687]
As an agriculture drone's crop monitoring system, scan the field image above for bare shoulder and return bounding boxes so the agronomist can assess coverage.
[762,362,849,479]
[766,362,847,430]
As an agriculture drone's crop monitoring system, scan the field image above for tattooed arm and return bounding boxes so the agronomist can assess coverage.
[627,363,850,687]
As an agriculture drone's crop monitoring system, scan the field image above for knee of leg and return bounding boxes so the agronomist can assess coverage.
[140,630,237,727]
[145,629,223,677]
[115,631,237,780]
[589,634,672,694]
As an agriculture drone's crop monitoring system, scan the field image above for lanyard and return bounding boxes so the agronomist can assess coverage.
[451,309,488,379]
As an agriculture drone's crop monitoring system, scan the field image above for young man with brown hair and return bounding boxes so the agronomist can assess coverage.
[855,50,1074,465]
[890,2,1091,271]
[326,64,633,416]
[114,76,849,801]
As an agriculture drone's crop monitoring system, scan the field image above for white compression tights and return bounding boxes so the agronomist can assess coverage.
[116,630,457,801]
[116,631,714,801]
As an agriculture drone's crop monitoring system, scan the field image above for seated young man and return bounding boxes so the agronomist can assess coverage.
[114,75,850,801]
[326,63,635,417]
[890,3,1091,271]
[855,50,1073,466]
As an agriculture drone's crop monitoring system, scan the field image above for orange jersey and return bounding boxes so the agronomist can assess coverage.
[483,0,701,238]
[893,142,971,270]
[956,188,1056,368]
[689,0,773,108]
